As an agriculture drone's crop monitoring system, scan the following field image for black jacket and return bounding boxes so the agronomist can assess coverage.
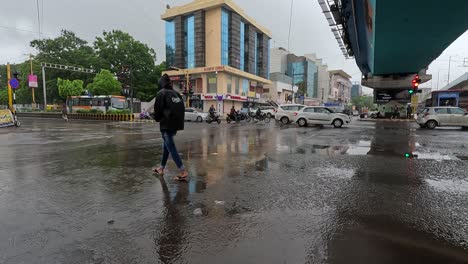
[154,74,185,131]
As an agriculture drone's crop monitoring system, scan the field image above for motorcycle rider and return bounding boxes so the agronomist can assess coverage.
[230,106,236,119]
[209,105,216,119]
[255,107,262,118]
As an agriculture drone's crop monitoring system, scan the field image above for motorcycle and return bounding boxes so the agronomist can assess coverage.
[227,111,251,123]
[139,112,152,120]
[206,114,221,124]
[253,112,271,123]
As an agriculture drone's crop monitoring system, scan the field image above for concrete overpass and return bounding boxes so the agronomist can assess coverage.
[318,0,468,89]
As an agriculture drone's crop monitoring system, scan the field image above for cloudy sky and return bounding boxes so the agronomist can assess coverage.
[1,0,467,92]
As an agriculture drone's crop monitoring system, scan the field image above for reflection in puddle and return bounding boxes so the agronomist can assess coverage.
[426,179,468,193]
[346,140,371,156]
[414,152,460,161]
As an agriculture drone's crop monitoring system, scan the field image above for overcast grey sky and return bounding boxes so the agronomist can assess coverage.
[1,0,468,91]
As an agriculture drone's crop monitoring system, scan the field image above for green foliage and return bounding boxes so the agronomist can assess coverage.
[57,78,84,99]
[351,96,376,111]
[89,109,104,114]
[86,69,121,96]
[107,109,131,115]
[0,89,8,105]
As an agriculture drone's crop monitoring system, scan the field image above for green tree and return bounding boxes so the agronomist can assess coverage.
[57,78,84,99]
[94,30,158,101]
[0,89,8,105]
[86,69,121,96]
[30,30,99,104]
[352,95,376,110]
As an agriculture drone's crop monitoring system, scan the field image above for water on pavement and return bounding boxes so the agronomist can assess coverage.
[1,118,468,263]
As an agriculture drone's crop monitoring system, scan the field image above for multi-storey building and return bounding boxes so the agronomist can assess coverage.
[328,70,352,106]
[305,53,330,104]
[162,0,271,113]
[351,83,363,98]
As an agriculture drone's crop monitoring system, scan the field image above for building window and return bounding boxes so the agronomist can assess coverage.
[185,15,195,69]
[221,8,230,66]
[227,76,232,94]
[240,21,245,71]
[267,39,270,79]
[207,73,218,94]
[254,32,258,75]
[242,79,249,95]
[165,21,176,67]
[235,77,240,95]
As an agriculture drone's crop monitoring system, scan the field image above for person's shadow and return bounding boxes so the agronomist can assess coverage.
[154,175,190,264]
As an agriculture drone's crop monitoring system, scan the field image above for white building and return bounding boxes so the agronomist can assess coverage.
[305,54,330,104]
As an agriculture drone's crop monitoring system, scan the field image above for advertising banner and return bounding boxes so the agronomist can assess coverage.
[0,109,15,128]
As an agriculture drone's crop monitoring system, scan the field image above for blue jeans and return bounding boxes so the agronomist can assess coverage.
[160,130,184,170]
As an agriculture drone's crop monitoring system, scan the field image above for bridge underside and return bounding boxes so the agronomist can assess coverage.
[320,0,468,89]
[371,0,468,76]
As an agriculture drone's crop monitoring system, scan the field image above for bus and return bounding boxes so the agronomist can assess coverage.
[67,95,128,113]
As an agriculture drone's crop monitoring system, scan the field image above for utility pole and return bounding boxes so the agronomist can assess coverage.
[185,70,190,107]
[42,65,47,110]
[29,54,36,108]
[7,63,13,111]
[447,56,452,86]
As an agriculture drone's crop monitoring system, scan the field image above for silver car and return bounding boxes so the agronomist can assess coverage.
[184,108,208,122]
[417,107,468,129]
[293,106,352,128]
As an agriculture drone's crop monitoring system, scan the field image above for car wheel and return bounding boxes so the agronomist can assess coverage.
[333,119,343,128]
[426,120,437,129]
[298,118,307,127]
[196,116,203,122]
[281,116,289,124]
[267,113,272,118]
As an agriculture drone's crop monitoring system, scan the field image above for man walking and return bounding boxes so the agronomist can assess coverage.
[152,74,188,181]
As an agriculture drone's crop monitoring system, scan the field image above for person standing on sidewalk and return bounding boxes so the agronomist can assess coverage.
[406,104,413,119]
[62,102,68,122]
[152,74,189,181]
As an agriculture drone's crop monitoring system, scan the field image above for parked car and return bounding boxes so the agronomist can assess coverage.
[417,107,468,129]
[184,108,208,122]
[293,106,352,128]
[275,104,306,124]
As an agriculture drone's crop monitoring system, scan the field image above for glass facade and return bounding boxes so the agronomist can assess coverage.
[235,77,240,95]
[307,60,318,98]
[185,15,195,69]
[240,21,245,71]
[221,8,230,65]
[165,21,175,67]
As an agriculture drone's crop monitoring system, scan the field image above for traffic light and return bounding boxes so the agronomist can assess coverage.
[409,74,421,94]
[12,71,20,81]
[188,82,193,95]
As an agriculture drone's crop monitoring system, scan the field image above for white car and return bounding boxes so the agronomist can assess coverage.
[293,106,352,128]
[275,104,306,124]
[184,108,208,122]
[417,107,468,129]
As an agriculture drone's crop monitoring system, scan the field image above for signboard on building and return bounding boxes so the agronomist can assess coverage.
[28,75,38,88]
[374,89,410,103]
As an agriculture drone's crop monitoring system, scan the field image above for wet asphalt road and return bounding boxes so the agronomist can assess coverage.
[1,118,468,264]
